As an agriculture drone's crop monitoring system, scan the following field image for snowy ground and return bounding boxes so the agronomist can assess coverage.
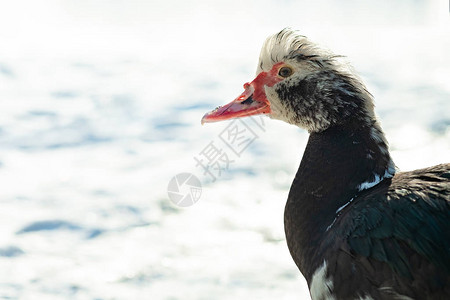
[0,1,449,299]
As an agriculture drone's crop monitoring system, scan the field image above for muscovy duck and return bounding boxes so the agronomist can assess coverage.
[202,29,450,300]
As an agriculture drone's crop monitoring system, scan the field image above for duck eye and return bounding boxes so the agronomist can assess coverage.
[278,66,293,78]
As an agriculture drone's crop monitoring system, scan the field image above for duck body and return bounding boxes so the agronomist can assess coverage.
[202,29,450,299]
[285,121,450,300]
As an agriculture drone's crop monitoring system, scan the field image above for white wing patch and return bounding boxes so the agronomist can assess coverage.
[310,260,336,300]
[379,287,414,300]
[326,197,354,231]
[358,296,374,300]
[357,168,394,192]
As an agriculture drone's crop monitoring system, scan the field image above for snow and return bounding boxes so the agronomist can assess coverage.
[0,0,449,299]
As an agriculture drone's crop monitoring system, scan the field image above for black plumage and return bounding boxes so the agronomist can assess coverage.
[285,122,450,299]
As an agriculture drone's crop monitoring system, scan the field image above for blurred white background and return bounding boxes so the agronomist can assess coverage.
[0,0,449,299]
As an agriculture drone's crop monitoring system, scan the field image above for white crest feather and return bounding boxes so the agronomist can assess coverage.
[257,28,334,74]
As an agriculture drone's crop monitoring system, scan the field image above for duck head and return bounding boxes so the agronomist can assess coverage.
[202,28,375,133]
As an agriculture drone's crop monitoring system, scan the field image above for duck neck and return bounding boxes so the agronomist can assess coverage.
[284,117,395,278]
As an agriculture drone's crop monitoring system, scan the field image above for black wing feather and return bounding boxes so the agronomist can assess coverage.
[333,164,450,297]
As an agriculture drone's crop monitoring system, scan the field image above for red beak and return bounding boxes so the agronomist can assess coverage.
[201,83,270,124]
[201,67,285,124]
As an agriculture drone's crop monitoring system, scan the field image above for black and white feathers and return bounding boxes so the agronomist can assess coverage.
[260,29,450,299]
